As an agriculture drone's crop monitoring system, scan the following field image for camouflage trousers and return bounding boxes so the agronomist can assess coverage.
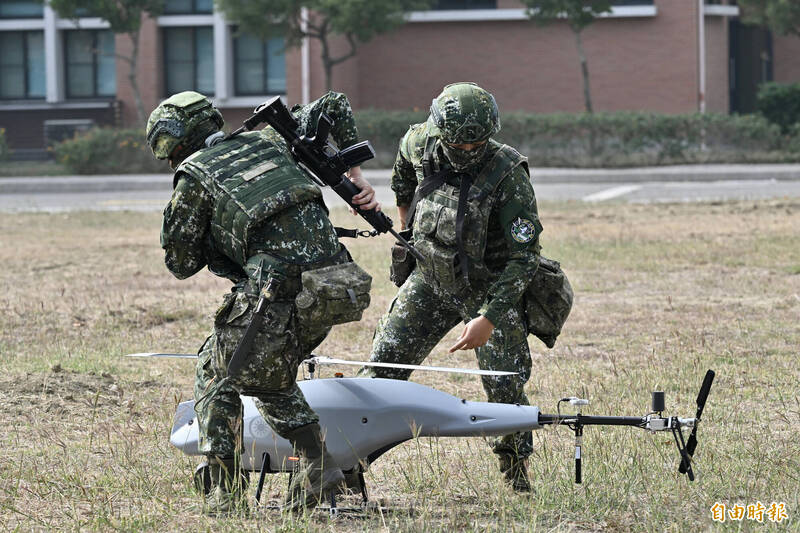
[194,288,329,457]
[367,270,533,459]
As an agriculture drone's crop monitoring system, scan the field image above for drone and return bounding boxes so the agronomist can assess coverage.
[129,352,715,513]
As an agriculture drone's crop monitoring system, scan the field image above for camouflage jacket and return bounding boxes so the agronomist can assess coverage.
[391,121,542,326]
[160,92,358,282]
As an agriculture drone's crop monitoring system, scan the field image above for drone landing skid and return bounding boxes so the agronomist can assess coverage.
[255,452,409,518]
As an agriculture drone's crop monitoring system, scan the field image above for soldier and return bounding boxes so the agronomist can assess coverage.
[363,82,543,492]
[146,90,376,515]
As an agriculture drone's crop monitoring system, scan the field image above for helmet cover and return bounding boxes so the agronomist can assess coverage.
[146,91,224,161]
[429,82,500,145]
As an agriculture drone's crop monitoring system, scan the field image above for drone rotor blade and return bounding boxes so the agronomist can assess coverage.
[307,356,518,376]
[679,369,715,475]
[125,352,198,359]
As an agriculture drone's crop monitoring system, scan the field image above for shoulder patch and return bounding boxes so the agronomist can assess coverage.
[510,217,537,243]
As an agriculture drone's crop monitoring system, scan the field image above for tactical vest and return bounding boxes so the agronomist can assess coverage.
[176,131,324,267]
[412,137,528,292]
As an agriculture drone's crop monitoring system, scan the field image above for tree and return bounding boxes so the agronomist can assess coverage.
[216,0,433,92]
[47,0,164,125]
[521,0,613,113]
[738,0,800,36]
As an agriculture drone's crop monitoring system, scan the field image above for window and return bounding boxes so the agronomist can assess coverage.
[163,0,213,15]
[234,34,286,95]
[0,1,43,18]
[163,27,215,95]
[64,30,116,98]
[0,31,45,99]
[432,0,496,9]
[611,0,654,5]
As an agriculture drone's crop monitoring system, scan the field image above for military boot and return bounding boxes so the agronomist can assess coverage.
[202,457,248,517]
[283,423,345,512]
[499,454,532,493]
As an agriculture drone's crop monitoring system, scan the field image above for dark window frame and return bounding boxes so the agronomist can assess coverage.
[432,0,496,9]
[0,1,44,19]
[232,35,287,96]
[0,30,45,100]
[63,29,116,99]
[162,26,215,96]
[162,0,213,15]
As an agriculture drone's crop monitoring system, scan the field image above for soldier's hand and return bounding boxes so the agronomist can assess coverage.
[449,316,495,352]
[347,166,381,214]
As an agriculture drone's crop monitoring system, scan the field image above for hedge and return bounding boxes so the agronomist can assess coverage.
[53,128,169,174]
[757,82,800,133]
[52,112,800,174]
[355,110,799,168]
[0,127,8,161]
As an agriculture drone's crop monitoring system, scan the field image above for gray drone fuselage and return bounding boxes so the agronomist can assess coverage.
[170,377,541,472]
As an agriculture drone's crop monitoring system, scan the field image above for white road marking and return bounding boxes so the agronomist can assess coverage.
[582,185,642,202]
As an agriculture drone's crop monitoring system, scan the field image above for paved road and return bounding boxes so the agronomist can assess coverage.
[2,165,800,212]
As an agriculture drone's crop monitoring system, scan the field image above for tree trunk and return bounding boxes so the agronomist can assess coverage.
[317,25,334,91]
[573,28,593,114]
[573,26,597,160]
[127,30,146,126]
[322,58,333,92]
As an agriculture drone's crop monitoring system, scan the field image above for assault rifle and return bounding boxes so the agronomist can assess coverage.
[230,97,424,263]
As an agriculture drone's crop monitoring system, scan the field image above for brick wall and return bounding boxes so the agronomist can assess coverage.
[773,34,800,83]
[0,105,119,151]
[337,0,701,113]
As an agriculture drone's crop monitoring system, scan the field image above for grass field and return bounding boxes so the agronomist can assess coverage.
[0,199,798,532]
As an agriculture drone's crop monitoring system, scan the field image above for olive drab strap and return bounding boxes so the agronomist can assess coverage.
[404,171,451,229]
[405,136,455,228]
[455,173,473,282]
[421,134,436,179]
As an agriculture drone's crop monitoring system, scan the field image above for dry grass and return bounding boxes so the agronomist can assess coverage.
[1,200,799,531]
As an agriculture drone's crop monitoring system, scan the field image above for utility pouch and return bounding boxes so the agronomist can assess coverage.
[523,256,573,349]
[295,261,372,328]
[390,229,416,287]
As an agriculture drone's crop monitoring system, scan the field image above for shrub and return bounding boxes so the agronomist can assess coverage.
[354,109,428,166]
[355,110,791,167]
[53,128,169,174]
[0,127,8,161]
[756,82,800,133]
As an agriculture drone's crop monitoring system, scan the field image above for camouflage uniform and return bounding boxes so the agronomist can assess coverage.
[368,90,542,461]
[160,92,359,457]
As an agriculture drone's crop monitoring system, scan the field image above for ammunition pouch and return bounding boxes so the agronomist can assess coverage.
[523,256,573,348]
[295,261,372,329]
[389,229,416,287]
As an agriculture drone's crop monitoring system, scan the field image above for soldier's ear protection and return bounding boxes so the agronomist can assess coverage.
[147,119,186,151]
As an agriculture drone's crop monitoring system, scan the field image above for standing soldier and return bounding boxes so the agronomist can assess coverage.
[146,90,375,515]
[364,82,544,492]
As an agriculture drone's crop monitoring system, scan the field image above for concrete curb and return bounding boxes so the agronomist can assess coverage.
[2,164,800,193]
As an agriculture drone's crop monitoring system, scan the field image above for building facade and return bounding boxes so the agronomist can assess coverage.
[0,0,797,156]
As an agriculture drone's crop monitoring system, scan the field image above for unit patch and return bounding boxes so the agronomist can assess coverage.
[510,217,537,243]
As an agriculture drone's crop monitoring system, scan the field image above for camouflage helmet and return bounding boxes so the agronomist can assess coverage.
[429,82,500,145]
[146,91,224,162]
